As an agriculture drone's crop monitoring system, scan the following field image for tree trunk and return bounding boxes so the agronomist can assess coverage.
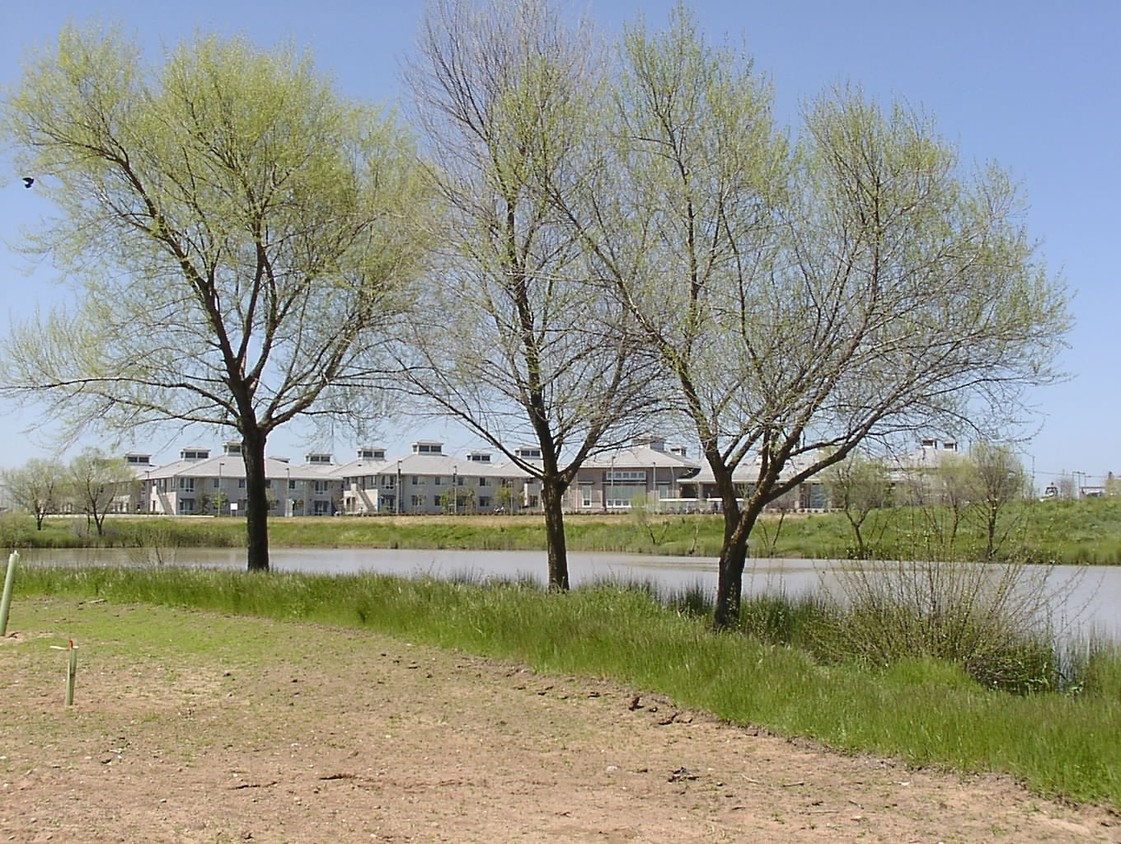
[986,504,998,560]
[242,428,271,572]
[714,508,751,629]
[541,479,570,591]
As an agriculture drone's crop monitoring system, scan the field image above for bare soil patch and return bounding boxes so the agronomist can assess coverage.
[1,602,1117,843]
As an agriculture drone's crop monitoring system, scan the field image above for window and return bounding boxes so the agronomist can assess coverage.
[412,475,422,485]
[411,495,424,507]
[580,485,593,508]
[457,476,465,486]
[479,496,490,509]
[605,470,647,483]
[433,495,441,507]
[314,480,329,495]
[212,478,221,489]
[380,475,396,489]
[177,499,195,514]
[434,476,443,486]
[478,477,489,487]
[288,480,297,490]
[178,478,195,493]
[606,485,645,509]
[238,479,246,489]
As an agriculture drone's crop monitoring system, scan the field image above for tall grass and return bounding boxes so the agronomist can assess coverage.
[11,564,1121,808]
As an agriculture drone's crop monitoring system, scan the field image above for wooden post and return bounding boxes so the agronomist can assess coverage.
[65,640,78,706]
[0,550,18,638]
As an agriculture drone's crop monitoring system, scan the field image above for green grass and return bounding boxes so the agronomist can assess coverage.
[7,496,1121,564]
[10,564,1121,810]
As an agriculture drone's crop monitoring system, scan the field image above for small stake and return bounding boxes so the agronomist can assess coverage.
[0,550,18,637]
[66,640,78,706]
[51,640,80,706]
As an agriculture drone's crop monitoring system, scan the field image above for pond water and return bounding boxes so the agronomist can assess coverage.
[17,546,1121,643]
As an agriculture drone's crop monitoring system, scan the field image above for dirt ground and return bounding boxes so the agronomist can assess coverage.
[1,602,1118,843]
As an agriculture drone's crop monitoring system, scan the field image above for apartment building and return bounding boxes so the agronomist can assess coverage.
[133,435,837,517]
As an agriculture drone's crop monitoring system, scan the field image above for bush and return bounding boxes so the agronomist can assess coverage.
[817,558,1066,692]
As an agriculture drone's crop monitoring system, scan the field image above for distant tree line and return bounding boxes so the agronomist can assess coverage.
[1,450,137,535]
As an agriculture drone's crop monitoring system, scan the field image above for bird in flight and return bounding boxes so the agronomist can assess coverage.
[22,177,34,188]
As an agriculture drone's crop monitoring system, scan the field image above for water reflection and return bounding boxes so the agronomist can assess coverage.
[18,547,1121,642]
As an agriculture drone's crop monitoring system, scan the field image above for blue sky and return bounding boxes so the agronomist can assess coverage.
[1,1,1117,489]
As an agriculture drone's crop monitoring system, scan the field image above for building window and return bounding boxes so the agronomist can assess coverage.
[433,495,441,507]
[478,477,489,487]
[411,495,424,507]
[412,475,422,485]
[479,496,491,509]
[434,476,443,486]
[314,481,329,495]
[606,485,645,509]
[212,478,220,489]
[580,485,593,508]
[605,470,647,483]
[238,479,246,489]
[178,478,195,493]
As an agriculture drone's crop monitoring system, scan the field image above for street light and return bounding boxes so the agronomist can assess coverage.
[218,462,224,515]
[396,460,402,515]
[609,455,615,511]
[452,464,458,515]
[286,466,292,517]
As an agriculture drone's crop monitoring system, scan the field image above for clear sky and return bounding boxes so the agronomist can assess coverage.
[1,1,1117,489]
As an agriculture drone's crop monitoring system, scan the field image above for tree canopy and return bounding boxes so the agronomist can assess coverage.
[545,6,1070,625]
[401,0,660,588]
[1,27,433,569]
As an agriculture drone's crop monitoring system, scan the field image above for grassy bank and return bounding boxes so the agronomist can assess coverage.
[11,565,1121,810]
[4,496,1121,564]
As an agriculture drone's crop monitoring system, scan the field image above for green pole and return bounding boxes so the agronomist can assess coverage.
[0,550,18,638]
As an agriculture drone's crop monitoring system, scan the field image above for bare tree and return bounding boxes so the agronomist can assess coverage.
[2,458,66,530]
[550,9,1070,626]
[401,0,659,589]
[1,28,432,570]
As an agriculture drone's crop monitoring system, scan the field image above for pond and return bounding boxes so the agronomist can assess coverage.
[17,546,1121,643]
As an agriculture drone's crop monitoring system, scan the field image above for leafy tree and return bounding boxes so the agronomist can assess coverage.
[916,451,977,559]
[401,0,658,589]
[2,458,66,529]
[1,28,432,570]
[68,448,136,536]
[969,442,1027,560]
[550,9,1070,626]
[826,453,893,559]
[209,489,229,516]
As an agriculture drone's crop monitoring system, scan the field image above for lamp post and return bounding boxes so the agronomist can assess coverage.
[286,466,292,517]
[609,455,615,511]
[218,462,224,515]
[452,465,458,515]
[396,460,402,515]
